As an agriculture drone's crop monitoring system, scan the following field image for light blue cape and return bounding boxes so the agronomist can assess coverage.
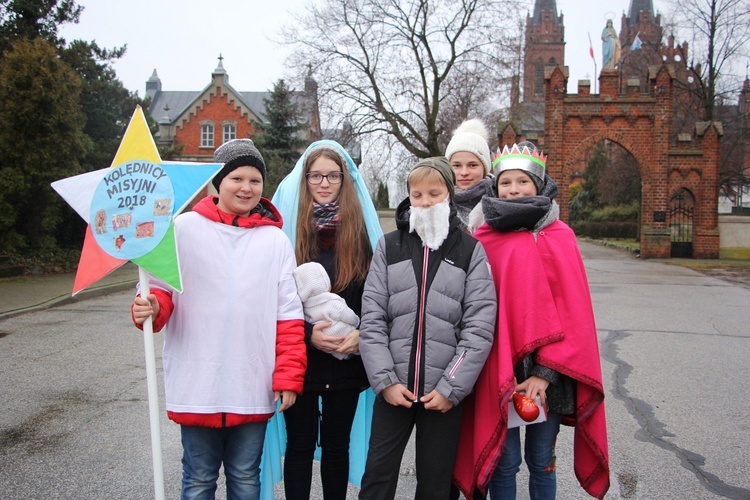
[259,140,382,499]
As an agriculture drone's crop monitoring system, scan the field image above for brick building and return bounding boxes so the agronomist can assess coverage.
[504,0,564,149]
[145,56,323,163]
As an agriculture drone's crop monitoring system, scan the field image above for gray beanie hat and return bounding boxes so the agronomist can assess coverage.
[408,156,456,200]
[212,139,266,190]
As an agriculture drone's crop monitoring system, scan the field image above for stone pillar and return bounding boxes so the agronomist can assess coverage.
[693,121,722,258]
[599,69,619,99]
[544,66,568,219]
[639,65,675,258]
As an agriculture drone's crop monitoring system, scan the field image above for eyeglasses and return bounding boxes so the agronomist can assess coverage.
[306,172,343,184]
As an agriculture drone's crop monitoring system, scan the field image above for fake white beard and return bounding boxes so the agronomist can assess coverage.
[409,198,451,250]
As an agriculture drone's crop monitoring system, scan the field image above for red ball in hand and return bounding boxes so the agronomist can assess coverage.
[513,392,540,422]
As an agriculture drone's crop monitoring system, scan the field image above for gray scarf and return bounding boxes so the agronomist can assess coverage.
[481,175,559,233]
[453,177,495,227]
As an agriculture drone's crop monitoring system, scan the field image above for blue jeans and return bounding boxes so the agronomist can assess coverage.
[180,421,267,500]
[488,411,562,500]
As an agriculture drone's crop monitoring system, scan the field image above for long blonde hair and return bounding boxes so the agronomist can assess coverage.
[295,148,372,291]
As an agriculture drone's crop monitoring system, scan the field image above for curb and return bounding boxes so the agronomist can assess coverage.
[580,237,640,256]
[0,279,138,321]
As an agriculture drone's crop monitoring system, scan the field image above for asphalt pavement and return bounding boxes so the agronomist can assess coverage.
[1,240,749,499]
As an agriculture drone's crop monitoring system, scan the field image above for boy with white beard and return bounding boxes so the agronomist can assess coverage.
[358,157,496,499]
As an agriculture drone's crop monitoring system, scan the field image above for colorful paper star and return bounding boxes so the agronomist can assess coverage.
[52,106,222,295]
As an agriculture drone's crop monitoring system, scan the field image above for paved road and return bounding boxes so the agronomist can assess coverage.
[1,241,749,499]
[584,242,749,500]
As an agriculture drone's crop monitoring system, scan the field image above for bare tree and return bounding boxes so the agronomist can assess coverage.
[666,0,750,210]
[282,0,520,159]
[358,131,414,206]
[668,0,750,121]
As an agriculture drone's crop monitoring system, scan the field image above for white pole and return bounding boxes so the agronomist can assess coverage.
[138,266,166,500]
[594,59,598,94]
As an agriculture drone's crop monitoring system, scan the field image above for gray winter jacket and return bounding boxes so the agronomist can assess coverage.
[359,199,496,406]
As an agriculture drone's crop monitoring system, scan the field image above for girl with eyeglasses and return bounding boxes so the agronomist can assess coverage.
[271,140,383,499]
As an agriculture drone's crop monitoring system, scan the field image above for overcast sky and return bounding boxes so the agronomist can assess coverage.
[59,0,669,104]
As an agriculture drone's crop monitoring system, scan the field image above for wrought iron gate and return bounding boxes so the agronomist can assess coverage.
[669,188,694,258]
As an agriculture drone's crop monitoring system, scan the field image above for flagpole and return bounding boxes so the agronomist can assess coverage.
[594,59,598,94]
[138,266,166,500]
[588,32,598,94]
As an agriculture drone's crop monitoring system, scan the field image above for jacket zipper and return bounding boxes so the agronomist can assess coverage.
[414,246,429,402]
[449,350,467,379]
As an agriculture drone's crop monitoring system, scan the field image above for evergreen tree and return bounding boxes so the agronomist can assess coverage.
[0,0,82,56]
[0,0,147,251]
[582,142,608,208]
[375,181,390,209]
[253,79,307,197]
[569,142,607,225]
[597,150,641,207]
[0,38,90,251]
[60,39,145,171]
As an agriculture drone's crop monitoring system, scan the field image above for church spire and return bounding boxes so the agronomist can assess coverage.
[213,54,226,76]
[524,0,565,102]
[532,0,561,26]
[627,0,655,26]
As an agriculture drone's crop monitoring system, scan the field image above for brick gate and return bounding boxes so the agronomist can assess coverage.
[540,65,721,258]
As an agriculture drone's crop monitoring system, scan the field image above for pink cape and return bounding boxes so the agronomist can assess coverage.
[454,220,609,499]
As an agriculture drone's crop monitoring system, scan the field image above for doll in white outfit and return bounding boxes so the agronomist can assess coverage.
[293,262,360,360]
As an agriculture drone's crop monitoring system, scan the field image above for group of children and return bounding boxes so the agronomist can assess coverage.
[131,118,609,499]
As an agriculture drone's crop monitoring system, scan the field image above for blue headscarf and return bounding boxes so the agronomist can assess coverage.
[272,140,383,250]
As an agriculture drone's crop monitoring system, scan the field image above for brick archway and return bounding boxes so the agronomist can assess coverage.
[541,65,721,258]
[562,130,651,197]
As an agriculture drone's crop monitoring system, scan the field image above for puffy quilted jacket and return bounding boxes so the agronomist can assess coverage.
[359,198,496,405]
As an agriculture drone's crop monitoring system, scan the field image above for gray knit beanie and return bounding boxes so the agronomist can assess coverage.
[212,139,266,190]
[408,156,456,200]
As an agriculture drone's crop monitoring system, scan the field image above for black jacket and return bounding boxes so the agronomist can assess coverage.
[302,227,369,392]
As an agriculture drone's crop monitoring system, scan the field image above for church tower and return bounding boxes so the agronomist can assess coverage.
[523,0,565,102]
[618,0,688,93]
[620,0,661,48]
[618,0,661,92]
[502,0,565,149]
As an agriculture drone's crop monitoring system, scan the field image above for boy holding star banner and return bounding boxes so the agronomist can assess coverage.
[131,139,307,499]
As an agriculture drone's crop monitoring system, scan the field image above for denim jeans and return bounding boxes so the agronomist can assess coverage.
[180,421,267,500]
[488,411,563,500]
